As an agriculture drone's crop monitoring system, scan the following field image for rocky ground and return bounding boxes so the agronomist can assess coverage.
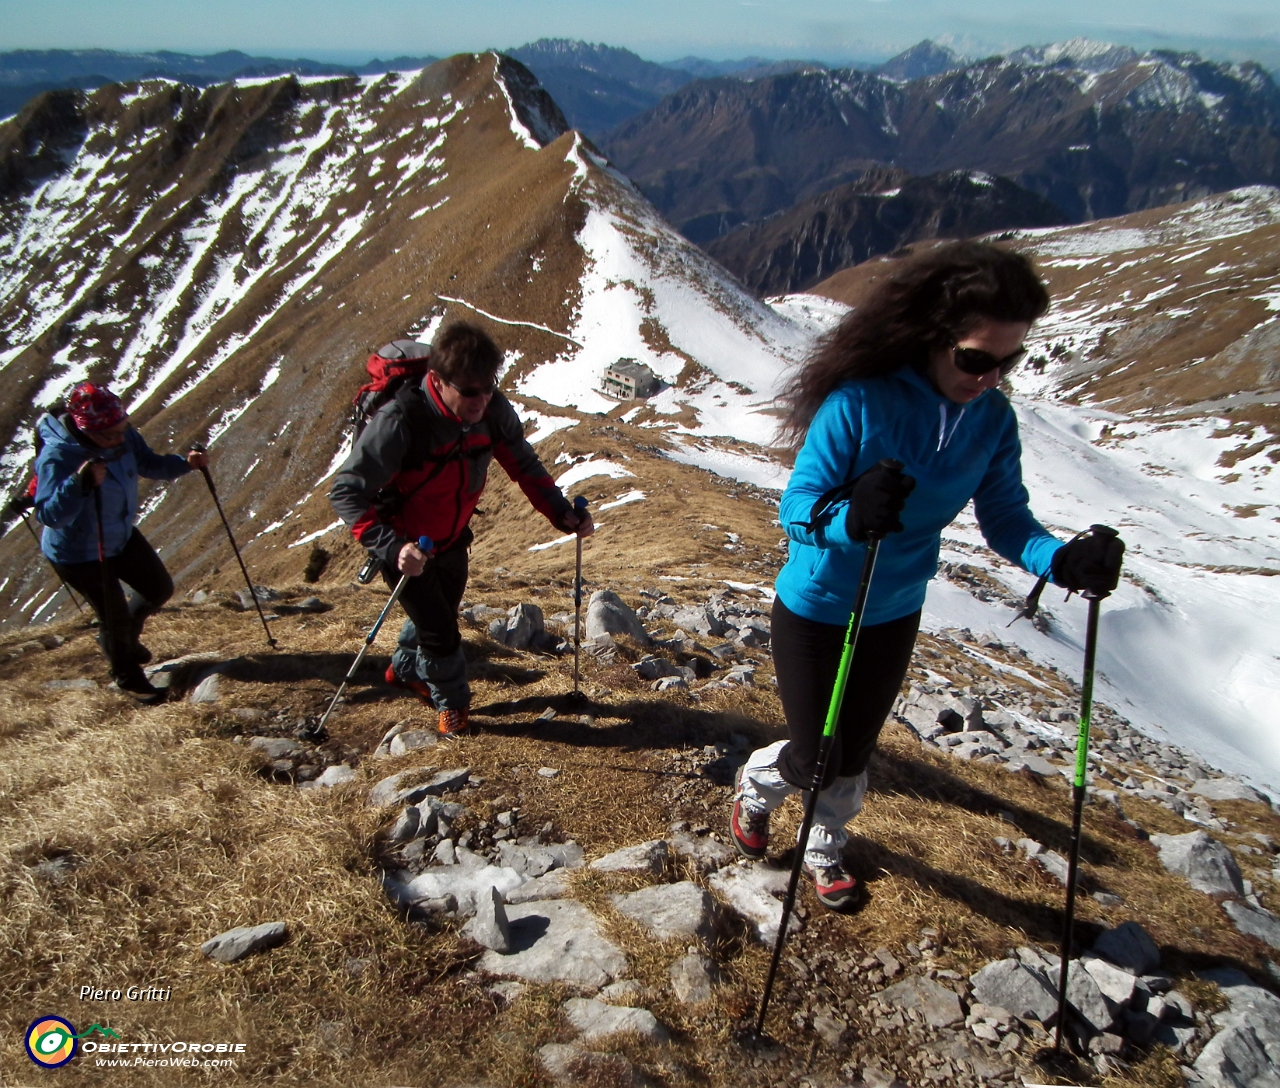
[4,559,1280,1088]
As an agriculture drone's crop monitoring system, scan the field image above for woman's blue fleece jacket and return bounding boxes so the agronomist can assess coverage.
[775,366,1063,627]
[34,414,191,565]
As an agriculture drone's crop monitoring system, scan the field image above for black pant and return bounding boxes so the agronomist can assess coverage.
[772,597,920,788]
[52,530,174,678]
[380,540,470,658]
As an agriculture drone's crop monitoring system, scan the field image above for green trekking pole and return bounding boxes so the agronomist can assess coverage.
[750,532,882,1042]
[1049,525,1118,1055]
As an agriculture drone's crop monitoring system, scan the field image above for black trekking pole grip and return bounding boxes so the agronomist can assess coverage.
[191,448,278,649]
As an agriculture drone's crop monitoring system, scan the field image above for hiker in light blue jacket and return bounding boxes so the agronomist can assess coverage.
[34,382,207,700]
[729,242,1125,910]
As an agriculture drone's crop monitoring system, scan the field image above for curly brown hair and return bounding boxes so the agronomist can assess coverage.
[777,241,1050,448]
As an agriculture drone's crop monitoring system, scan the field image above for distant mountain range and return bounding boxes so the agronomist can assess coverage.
[0,48,440,119]
[704,168,1069,294]
[602,45,1280,242]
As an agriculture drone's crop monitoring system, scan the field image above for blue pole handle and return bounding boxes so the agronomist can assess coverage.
[573,495,588,513]
[417,535,434,553]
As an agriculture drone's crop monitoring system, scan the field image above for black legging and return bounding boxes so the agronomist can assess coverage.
[52,529,174,677]
[772,597,920,788]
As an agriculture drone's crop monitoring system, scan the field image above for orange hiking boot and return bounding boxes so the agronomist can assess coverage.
[438,707,469,737]
[385,664,433,707]
[804,860,860,912]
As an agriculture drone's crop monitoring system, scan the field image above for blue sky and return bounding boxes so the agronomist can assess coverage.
[3,0,1279,67]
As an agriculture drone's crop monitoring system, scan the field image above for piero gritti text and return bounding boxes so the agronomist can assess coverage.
[79,984,172,1001]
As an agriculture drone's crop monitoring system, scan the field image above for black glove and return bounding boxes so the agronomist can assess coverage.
[1052,527,1125,595]
[845,459,916,542]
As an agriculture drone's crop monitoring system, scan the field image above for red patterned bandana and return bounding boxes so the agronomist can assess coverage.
[66,383,127,433]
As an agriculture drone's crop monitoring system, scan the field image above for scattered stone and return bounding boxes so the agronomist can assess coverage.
[969,959,1058,1023]
[585,590,650,645]
[201,921,288,963]
[43,678,97,690]
[189,671,223,704]
[812,1013,847,1047]
[707,862,793,944]
[1193,968,1280,1088]
[1223,900,1280,950]
[633,655,684,681]
[310,764,355,788]
[236,585,280,609]
[877,975,964,1028]
[654,675,689,693]
[669,830,734,873]
[367,767,471,807]
[297,597,327,612]
[489,980,525,1003]
[669,952,715,1004]
[389,730,436,756]
[1190,778,1265,803]
[611,882,720,943]
[1150,830,1245,895]
[1081,955,1138,1009]
[461,885,511,952]
[1064,959,1114,1033]
[479,899,628,987]
[874,947,902,977]
[591,840,668,874]
[538,1043,639,1087]
[1092,921,1161,975]
[538,767,560,778]
[494,603,545,650]
[1034,849,1071,886]
[506,869,573,903]
[671,604,728,638]
[249,736,309,759]
[562,997,667,1042]
[383,864,524,916]
[387,807,422,844]
[600,980,645,1005]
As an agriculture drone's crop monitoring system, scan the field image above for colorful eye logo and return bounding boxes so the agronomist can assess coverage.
[25,1016,78,1068]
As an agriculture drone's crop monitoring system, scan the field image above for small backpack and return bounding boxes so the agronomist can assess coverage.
[350,340,433,440]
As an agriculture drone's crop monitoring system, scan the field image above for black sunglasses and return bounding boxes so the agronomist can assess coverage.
[952,344,1027,376]
[444,376,499,398]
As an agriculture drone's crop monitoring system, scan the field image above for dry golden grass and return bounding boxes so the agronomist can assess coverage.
[3,421,1279,1087]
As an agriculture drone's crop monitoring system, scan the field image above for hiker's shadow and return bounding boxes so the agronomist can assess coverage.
[868,748,1123,868]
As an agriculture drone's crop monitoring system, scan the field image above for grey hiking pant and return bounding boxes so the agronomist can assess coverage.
[736,740,869,868]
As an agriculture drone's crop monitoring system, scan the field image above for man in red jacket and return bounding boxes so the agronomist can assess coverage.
[329,322,592,735]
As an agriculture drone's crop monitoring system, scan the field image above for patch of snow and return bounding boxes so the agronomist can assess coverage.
[555,459,635,490]
[287,519,345,549]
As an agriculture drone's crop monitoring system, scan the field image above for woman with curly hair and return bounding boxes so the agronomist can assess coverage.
[729,241,1124,910]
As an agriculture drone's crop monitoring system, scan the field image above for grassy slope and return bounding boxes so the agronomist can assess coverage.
[2,418,1279,1088]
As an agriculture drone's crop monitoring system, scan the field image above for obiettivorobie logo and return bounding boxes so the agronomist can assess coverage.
[25,1018,119,1068]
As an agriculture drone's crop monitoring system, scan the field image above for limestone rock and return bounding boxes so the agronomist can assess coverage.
[1081,955,1138,1008]
[585,590,650,645]
[877,975,964,1028]
[590,840,668,874]
[969,959,1058,1023]
[562,997,667,1042]
[389,730,436,756]
[1150,830,1244,895]
[669,831,733,874]
[505,869,573,903]
[668,952,715,1004]
[461,886,511,952]
[479,899,628,987]
[1193,968,1280,1088]
[707,861,793,944]
[1191,778,1265,803]
[1064,959,1113,1033]
[611,881,720,943]
[367,766,470,807]
[496,603,545,650]
[201,921,287,963]
[383,864,524,916]
[189,671,223,704]
[249,736,308,759]
[1092,921,1161,975]
[538,1043,640,1086]
[312,764,355,788]
[1224,900,1280,950]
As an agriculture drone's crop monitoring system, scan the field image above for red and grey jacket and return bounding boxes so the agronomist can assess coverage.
[328,374,573,565]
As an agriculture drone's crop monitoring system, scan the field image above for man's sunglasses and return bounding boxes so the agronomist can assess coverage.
[444,377,499,398]
[952,344,1027,376]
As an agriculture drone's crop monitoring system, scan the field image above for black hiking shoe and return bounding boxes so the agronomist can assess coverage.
[804,861,859,912]
[113,667,164,705]
[731,797,770,860]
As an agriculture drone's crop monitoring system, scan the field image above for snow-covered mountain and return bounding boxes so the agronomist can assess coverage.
[0,54,809,625]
